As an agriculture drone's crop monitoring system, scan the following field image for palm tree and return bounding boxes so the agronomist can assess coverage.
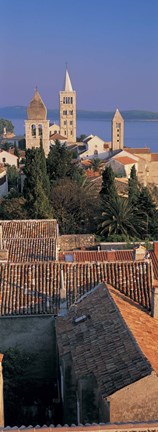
[98,195,146,239]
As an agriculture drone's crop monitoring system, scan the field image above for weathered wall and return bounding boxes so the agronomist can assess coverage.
[0,316,57,426]
[59,234,95,251]
[109,372,158,422]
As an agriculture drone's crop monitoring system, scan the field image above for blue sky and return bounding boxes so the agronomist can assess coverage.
[0,0,158,111]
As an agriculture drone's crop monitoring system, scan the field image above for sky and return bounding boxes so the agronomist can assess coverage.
[0,0,158,111]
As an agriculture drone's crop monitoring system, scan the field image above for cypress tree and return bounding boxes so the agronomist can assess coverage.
[100,166,117,201]
[23,148,52,219]
[128,165,140,205]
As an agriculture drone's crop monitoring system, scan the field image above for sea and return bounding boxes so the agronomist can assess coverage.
[11,117,158,153]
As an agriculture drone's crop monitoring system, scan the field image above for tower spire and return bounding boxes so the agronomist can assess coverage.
[64,67,73,92]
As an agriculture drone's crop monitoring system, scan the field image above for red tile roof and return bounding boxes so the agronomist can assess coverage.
[0,219,57,239]
[0,260,152,316]
[151,153,158,161]
[114,156,136,165]
[5,238,57,262]
[127,147,151,154]
[56,284,152,398]
[109,284,158,375]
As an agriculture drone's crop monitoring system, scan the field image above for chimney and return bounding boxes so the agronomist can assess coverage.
[58,267,67,316]
[154,241,158,259]
[133,245,146,261]
[151,282,158,319]
[0,225,8,263]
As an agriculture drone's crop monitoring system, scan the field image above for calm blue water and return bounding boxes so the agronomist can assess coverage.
[12,118,158,152]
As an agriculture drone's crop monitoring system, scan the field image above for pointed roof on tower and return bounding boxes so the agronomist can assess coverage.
[63,68,73,92]
[27,88,47,120]
[113,108,124,121]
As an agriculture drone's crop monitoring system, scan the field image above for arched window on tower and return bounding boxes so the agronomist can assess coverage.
[38,124,43,137]
[31,124,36,137]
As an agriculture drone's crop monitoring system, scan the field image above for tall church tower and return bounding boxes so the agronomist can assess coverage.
[25,89,50,156]
[111,109,124,151]
[59,68,76,142]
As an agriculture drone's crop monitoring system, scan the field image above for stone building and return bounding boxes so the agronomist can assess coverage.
[111,108,124,152]
[59,68,76,143]
[25,89,50,156]
[56,282,158,424]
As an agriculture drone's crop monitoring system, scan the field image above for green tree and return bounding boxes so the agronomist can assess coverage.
[100,165,117,200]
[47,140,80,182]
[138,186,158,239]
[6,165,19,192]
[50,177,99,234]
[0,118,14,134]
[23,148,52,219]
[128,165,140,205]
[98,195,145,240]
[76,134,87,142]
[90,158,104,172]
[0,196,28,219]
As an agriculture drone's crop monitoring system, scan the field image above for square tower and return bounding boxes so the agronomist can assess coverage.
[25,89,50,156]
[111,109,124,152]
[60,69,76,143]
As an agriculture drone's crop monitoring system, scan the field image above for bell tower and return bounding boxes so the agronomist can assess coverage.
[111,109,124,152]
[25,89,50,156]
[59,68,76,142]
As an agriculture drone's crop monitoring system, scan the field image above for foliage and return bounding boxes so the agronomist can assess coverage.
[0,118,14,135]
[14,145,20,158]
[137,186,158,239]
[128,165,140,205]
[0,196,27,219]
[76,134,87,142]
[23,148,52,219]
[47,140,82,182]
[90,158,104,172]
[97,195,145,240]
[50,177,99,234]
[100,165,117,200]
[6,165,19,192]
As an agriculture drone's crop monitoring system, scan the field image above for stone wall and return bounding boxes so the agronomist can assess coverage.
[59,234,96,251]
[0,316,58,426]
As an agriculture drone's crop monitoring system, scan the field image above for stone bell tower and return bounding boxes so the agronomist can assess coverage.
[59,68,76,142]
[111,108,124,152]
[25,89,50,156]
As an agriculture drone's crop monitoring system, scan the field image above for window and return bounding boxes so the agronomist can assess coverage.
[69,110,73,115]
[2,157,6,163]
[31,124,36,137]
[71,97,73,103]
[71,131,73,135]
[65,131,67,135]
[38,124,43,136]
[70,121,73,125]
[94,150,98,155]
[116,123,120,129]
[63,110,67,115]
[63,97,65,104]
[64,120,67,125]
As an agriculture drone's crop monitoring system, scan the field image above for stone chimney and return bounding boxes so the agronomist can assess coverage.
[0,354,4,427]
[0,225,8,262]
[133,245,146,261]
[151,282,158,319]
[154,241,158,259]
[58,267,67,316]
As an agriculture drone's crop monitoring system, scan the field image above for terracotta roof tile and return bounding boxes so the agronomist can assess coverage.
[5,238,57,262]
[56,284,152,397]
[151,153,158,161]
[114,156,137,165]
[0,261,152,316]
[127,147,151,154]
[108,284,158,375]
[0,219,57,239]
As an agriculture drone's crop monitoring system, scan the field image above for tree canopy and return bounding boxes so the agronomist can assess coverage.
[0,118,14,135]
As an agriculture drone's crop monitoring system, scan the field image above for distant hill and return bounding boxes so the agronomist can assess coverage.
[0,106,158,121]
